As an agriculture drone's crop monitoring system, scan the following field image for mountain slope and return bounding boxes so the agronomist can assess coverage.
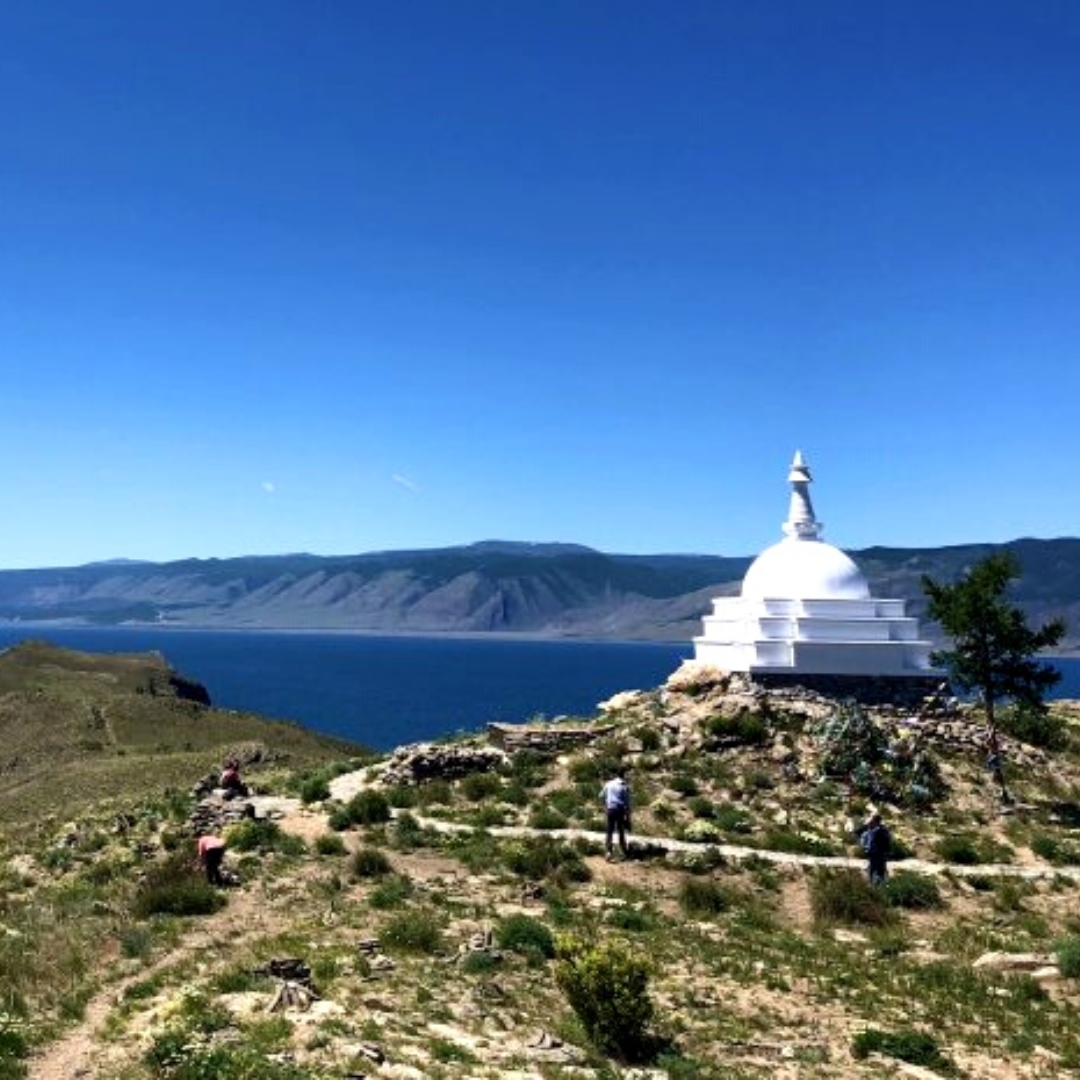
[0,538,1076,646]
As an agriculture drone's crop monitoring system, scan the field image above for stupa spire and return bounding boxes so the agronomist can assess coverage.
[782,449,822,540]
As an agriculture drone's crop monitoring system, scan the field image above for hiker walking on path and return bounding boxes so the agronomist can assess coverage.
[600,767,632,861]
[858,809,891,886]
[196,833,227,886]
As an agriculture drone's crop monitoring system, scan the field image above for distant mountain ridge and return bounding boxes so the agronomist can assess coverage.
[0,538,1076,648]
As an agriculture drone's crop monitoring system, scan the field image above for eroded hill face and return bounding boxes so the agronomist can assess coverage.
[5,648,1080,1079]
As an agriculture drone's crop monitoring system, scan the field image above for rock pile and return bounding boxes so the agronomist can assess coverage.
[377,742,507,786]
[486,721,615,753]
[187,795,256,835]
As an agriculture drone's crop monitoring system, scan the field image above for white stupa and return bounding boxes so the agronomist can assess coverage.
[693,452,934,678]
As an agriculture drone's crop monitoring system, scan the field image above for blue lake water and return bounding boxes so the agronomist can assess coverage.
[0,628,693,750]
[0,626,1076,751]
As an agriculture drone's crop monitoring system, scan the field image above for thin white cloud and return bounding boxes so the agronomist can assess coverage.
[262,481,276,494]
[392,473,419,491]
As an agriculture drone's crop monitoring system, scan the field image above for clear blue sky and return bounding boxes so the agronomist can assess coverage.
[1,2,1077,569]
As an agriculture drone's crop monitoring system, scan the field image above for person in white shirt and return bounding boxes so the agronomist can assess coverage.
[599,768,632,860]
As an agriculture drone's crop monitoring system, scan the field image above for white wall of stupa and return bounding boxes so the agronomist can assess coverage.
[693,452,935,678]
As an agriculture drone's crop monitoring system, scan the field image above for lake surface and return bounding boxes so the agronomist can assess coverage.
[0,627,692,750]
[0,626,1076,751]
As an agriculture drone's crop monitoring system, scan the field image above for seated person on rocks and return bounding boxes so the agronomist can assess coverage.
[219,759,249,799]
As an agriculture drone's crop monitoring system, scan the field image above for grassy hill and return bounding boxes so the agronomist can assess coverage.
[0,641,363,825]
[5,646,1080,1078]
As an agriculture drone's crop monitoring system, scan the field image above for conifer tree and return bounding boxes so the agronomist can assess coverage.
[922,552,1065,734]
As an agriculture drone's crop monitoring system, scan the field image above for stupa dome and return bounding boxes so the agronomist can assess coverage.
[692,450,936,681]
[741,537,870,600]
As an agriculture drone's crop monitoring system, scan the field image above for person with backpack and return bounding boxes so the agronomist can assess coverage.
[600,767,632,861]
[858,809,891,885]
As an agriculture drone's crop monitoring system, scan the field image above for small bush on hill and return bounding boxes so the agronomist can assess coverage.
[851,1028,954,1073]
[678,877,735,917]
[633,726,661,751]
[382,909,444,954]
[607,907,657,932]
[297,773,331,804]
[384,784,417,808]
[669,774,700,797]
[133,854,225,919]
[529,805,569,830]
[314,832,346,857]
[555,935,655,1061]
[347,790,392,826]
[761,830,835,857]
[496,913,556,959]
[461,772,502,801]
[998,702,1070,751]
[714,805,752,833]
[810,869,894,927]
[1056,936,1080,978]
[885,871,943,910]
[506,749,552,788]
[352,847,392,878]
[416,779,454,806]
[227,818,305,856]
[504,837,591,884]
[705,712,768,745]
[369,874,413,909]
[934,835,983,865]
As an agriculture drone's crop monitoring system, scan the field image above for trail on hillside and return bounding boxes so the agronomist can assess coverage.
[27,882,267,1080]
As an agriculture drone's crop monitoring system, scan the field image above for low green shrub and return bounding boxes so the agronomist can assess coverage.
[382,909,444,954]
[369,874,413,909]
[227,819,305,856]
[496,913,556,959]
[352,847,392,879]
[416,779,453,806]
[384,785,417,808]
[461,772,502,801]
[761,829,835,857]
[713,805,752,833]
[810,869,894,927]
[133,854,225,919]
[528,805,568,830]
[504,838,591,884]
[506,749,552,788]
[555,934,655,1060]
[347,790,392,826]
[851,1028,954,1073]
[998,702,1070,751]
[315,833,347,857]
[885,871,943,910]
[297,773,331,804]
[705,711,768,745]
[679,876,735,917]
[669,774,700,797]
[461,950,501,975]
[934,835,984,865]
[1056,936,1080,978]
[633,726,662,752]
[607,907,657,932]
